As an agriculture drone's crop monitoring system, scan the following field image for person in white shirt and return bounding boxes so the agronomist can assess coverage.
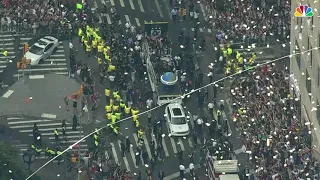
[179,164,185,179]
[108,74,115,89]
[189,163,195,176]
[208,101,214,117]
[136,33,142,41]
[146,98,153,108]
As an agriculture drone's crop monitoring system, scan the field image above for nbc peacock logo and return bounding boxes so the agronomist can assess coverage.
[294,5,314,17]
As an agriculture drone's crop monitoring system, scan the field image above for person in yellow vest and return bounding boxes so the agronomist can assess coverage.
[105,105,112,113]
[115,94,121,102]
[86,43,92,57]
[225,66,231,75]
[92,39,97,53]
[113,126,119,135]
[137,128,144,144]
[227,47,232,56]
[113,91,118,99]
[78,28,83,43]
[35,147,42,157]
[135,118,140,128]
[236,51,241,59]
[105,88,110,103]
[119,101,125,113]
[115,112,121,120]
[216,109,221,116]
[124,106,131,115]
[131,108,139,116]
[113,104,119,112]
[111,114,117,124]
[110,98,114,106]
[132,115,138,123]
[98,57,102,65]
[97,43,103,56]
[107,112,112,120]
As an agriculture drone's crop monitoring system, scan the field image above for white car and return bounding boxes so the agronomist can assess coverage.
[165,103,190,136]
[25,36,60,66]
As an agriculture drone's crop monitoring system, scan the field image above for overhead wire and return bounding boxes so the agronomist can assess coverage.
[26,46,320,179]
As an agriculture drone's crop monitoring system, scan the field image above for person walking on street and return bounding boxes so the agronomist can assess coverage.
[150,156,156,170]
[158,170,165,180]
[208,101,214,117]
[62,119,67,135]
[171,8,178,23]
[178,149,183,163]
[179,164,185,179]
[189,162,195,177]
[135,146,141,166]
[72,114,78,130]
[120,141,126,157]
[54,128,59,141]
[125,136,131,153]
[142,149,148,165]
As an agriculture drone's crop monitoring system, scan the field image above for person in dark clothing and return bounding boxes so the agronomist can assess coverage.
[125,136,131,153]
[135,146,141,166]
[158,170,165,180]
[120,141,126,157]
[72,114,77,130]
[178,149,183,163]
[157,143,163,160]
[150,140,155,156]
[150,157,156,170]
[142,150,148,165]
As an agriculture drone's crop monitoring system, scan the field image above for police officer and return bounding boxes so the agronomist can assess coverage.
[137,128,144,144]
[62,119,67,135]
[54,129,59,141]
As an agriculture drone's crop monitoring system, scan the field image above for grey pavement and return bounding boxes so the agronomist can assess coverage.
[0,74,79,121]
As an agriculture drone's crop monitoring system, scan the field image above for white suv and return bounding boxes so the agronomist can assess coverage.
[164,103,190,136]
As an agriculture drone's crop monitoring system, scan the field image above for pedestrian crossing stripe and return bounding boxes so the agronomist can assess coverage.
[0,32,18,74]
[6,117,88,155]
[100,0,144,12]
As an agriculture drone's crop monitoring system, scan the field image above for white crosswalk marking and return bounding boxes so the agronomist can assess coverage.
[154,0,164,18]
[132,133,144,165]
[117,140,130,172]
[110,143,120,165]
[0,33,19,73]
[124,15,130,24]
[129,0,135,9]
[137,0,145,12]
[120,0,125,7]
[135,18,141,27]
[130,145,138,168]
[191,28,195,31]
[7,116,88,163]
[162,136,170,157]
[178,138,185,151]
[110,0,115,6]
[142,135,152,159]
[199,28,203,32]
[106,14,112,24]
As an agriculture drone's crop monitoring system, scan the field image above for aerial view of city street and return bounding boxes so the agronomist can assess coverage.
[0,0,319,179]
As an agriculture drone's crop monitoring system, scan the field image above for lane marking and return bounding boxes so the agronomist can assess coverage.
[142,135,152,159]
[124,15,131,24]
[165,123,178,153]
[135,18,141,27]
[178,138,185,151]
[129,0,135,9]
[154,0,164,18]
[106,14,112,24]
[2,90,14,98]
[199,28,203,32]
[187,112,194,147]
[191,28,195,31]
[29,75,45,79]
[110,143,119,165]
[133,133,144,165]
[120,0,125,7]
[40,113,57,119]
[130,144,138,168]
[110,0,115,6]
[162,136,169,157]
[137,0,145,12]
[162,0,172,19]
[118,140,130,172]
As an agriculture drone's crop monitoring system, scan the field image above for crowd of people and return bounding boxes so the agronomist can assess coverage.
[0,0,80,35]
[201,0,291,45]
[230,65,319,179]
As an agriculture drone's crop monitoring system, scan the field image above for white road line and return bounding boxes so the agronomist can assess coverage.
[2,90,14,98]
[133,133,144,165]
[154,0,164,18]
[188,137,193,147]
[106,14,112,24]
[199,28,203,32]
[208,29,212,33]
[110,0,115,6]
[142,135,152,159]
[129,0,135,9]
[151,135,157,145]
[100,0,105,5]
[110,143,119,164]
[124,15,130,24]
[120,0,125,7]
[191,28,195,31]
[162,137,169,157]
[29,75,44,79]
[118,20,122,25]
[178,138,185,151]
[135,18,141,27]
[165,123,178,153]
[40,113,56,119]
[162,0,172,19]
[130,145,138,168]
[118,140,130,172]
[98,14,102,24]
[137,0,145,12]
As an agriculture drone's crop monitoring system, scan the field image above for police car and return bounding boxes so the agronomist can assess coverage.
[25,36,60,66]
[164,103,190,136]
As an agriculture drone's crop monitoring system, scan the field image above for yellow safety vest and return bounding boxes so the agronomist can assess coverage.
[111,115,117,123]
[133,115,138,122]
[92,40,97,48]
[131,109,139,116]
[78,29,83,37]
[86,45,91,52]
[227,48,232,55]
[103,48,107,55]
[31,144,36,149]
[225,68,230,75]
[120,103,125,108]
[54,130,58,135]
[217,110,221,116]
[135,120,140,127]
[113,91,118,97]
[223,50,227,57]
[107,65,115,72]
[115,113,121,120]
[236,52,241,59]
[115,95,121,102]
[84,40,88,46]
[110,99,114,106]
[94,134,98,140]
[113,105,119,111]
[107,113,112,120]
[57,151,63,155]
[138,131,143,138]
[94,140,98,146]
[113,127,118,134]
[238,57,243,64]
[98,45,103,52]
[105,105,112,112]
[36,148,42,153]
[98,57,102,64]
[105,89,110,96]
[125,107,131,114]
[81,36,85,42]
